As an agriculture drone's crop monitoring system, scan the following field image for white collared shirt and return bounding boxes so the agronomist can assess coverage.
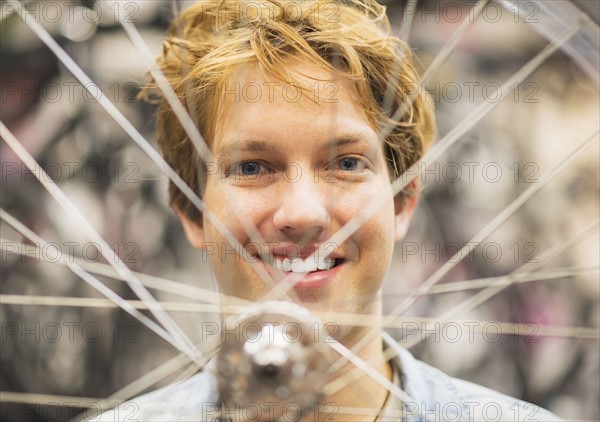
[91,332,562,422]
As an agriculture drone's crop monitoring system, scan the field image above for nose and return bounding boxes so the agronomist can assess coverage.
[272,170,330,240]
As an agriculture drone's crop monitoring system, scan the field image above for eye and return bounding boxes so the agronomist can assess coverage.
[227,161,272,178]
[226,160,274,181]
[337,157,364,171]
[239,161,262,175]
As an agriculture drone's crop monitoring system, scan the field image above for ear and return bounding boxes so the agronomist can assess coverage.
[174,206,206,250]
[394,180,419,242]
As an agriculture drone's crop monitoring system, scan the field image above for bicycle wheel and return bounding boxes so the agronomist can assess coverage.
[1,0,598,420]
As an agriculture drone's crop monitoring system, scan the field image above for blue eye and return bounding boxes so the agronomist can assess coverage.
[226,160,274,183]
[338,158,359,171]
[239,161,261,175]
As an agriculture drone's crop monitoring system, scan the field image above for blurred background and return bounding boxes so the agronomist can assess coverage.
[1,0,599,420]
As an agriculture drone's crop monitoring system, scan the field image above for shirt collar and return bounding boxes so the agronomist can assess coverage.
[382,331,467,421]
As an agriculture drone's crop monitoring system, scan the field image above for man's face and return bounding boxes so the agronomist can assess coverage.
[180,60,416,340]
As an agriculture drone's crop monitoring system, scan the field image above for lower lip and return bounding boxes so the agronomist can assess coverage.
[257,259,344,291]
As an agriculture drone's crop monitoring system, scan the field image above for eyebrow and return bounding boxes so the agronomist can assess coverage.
[322,135,376,151]
[215,140,278,157]
[216,133,379,157]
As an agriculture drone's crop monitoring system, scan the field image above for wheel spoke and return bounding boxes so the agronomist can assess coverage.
[0,238,247,305]
[0,210,195,359]
[0,127,202,361]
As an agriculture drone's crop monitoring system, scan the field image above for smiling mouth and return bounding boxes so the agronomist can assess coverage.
[260,256,344,274]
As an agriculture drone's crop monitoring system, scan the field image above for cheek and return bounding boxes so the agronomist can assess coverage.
[330,181,388,216]
[204,182,272,238]
[335,180,396,228]
[228,191,276,238]
[359,213,395,259]
[351,195,396,271]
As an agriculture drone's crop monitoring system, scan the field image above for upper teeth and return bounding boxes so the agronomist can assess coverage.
[269,257,336,273]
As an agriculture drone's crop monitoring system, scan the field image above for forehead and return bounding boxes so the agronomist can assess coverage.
[212,60,379,151]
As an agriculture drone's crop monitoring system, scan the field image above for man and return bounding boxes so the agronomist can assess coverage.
[96,0,560,420]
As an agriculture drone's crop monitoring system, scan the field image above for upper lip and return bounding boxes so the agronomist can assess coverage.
[255,243,344,260]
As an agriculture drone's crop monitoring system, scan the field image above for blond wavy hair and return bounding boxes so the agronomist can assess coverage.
[141,0,436,222]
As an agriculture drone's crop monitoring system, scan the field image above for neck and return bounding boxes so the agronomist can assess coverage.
[302,329,392,422]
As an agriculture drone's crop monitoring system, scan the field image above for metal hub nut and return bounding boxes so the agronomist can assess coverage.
[217,301,333,421]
